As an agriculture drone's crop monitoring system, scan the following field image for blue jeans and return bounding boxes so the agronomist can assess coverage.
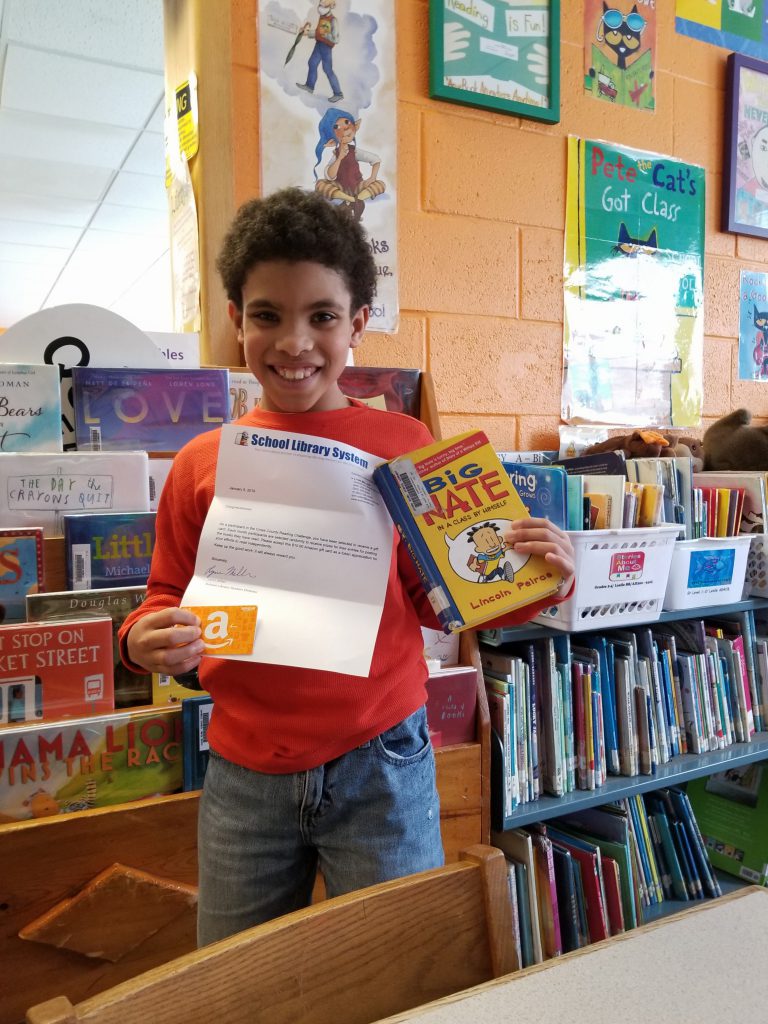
[305,41,341,96]
[196,705,443,946]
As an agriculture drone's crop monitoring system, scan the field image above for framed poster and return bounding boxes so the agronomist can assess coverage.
[723,52,768,239]
[429,0,560,124]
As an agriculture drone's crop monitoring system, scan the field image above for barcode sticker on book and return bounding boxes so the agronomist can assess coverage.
[89,426,103,451]
[72,544,92,590]
[198,703,212,751]
[392,459,433,515]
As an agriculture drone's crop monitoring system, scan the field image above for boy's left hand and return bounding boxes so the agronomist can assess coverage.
[504,518,575,595]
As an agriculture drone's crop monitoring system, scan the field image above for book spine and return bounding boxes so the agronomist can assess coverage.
[373,464,464,632]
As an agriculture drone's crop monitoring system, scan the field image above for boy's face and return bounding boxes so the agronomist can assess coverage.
[230,260,368,415]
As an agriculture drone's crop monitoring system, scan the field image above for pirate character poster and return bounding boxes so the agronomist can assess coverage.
[563,137,705,428]
[584,0,656,112]
[259,1,398,332]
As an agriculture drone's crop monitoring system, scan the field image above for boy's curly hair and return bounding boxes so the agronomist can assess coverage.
[216,187,377,312]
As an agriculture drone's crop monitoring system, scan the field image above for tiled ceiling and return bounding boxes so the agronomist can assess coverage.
[0,0,172,331]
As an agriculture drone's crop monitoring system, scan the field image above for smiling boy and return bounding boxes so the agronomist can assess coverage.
[118,187,575,946]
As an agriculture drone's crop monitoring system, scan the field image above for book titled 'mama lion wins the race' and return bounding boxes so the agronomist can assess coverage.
[0,705,182,823]
[373,431,564,632]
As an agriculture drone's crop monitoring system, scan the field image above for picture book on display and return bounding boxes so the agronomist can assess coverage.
[63,511,157,591]
[373,430,564,633]
[0,705,182,823]
[339,366,421,416]
[0,363,62,452]
[71,366,230,452]
[688,763,768,886]
[26,586,152,709]
[0,617,114,724]
[182,694,214,791]
[0,527,44,623]
[0,450,150,537]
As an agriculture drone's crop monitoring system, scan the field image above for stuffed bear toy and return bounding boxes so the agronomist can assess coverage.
[662,435,704,472]
[703,409,768,470]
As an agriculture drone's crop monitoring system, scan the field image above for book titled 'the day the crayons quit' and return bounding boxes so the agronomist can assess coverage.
[373,430,563,633]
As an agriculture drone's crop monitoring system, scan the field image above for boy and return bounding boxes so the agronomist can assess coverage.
[119,187,575,947]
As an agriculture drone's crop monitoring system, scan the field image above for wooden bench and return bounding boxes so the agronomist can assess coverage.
[26,845,516,1024]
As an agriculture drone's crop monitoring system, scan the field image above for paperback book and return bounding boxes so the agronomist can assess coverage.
[0,617,114,724]
[0,527,44,623]
[0,363,62,452]
[26,586,152,708]
[373,430,564,632]
[0,704,182,822]
[0,450,150,536]
[71,366,230,452]
[63,511,157,591]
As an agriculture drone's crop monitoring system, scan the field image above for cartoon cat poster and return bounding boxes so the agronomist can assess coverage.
[258,1,398,332]
[562,137,705,428]
[738,270,768,380]
[584,0,656,111]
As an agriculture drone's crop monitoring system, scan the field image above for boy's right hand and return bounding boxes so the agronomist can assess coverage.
[126,607,204,676]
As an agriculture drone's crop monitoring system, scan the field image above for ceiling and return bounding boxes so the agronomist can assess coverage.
[0,0,172,332]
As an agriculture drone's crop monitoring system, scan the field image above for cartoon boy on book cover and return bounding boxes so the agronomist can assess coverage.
[457,521,530,585]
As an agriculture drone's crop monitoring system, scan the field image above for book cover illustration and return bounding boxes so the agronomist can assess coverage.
[227,369,262,421]
[0,527,44,624]
[425,665,478,747]
[71,367,230,452]
[0,450,150,537]
[63,511,157,591]
[373,430,563,633]
[0,363,62,453]
[688,764,768,886]
[26,586,152,709]
[182,694,214,791]
[0,617,114,724]
[0,705,182,823]
[152,671,209,705]
[502,463,568,530]
[340,366,421,416]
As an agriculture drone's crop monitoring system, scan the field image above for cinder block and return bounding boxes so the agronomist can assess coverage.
[521,227,564,323]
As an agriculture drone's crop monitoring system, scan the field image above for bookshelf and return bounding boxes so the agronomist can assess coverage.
[480,597,768,646]
[484,594,768,935]
[494,731,768,830]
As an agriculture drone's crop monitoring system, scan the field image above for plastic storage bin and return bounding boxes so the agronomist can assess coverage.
[535,526,679,632]
[663,535,752,611]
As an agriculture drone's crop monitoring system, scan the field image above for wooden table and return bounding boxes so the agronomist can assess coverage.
[374,887,768,1024]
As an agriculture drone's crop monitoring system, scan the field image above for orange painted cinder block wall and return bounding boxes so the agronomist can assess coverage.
[231,0,768,449]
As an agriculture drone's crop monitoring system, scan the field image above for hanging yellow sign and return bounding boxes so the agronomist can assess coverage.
[175,73,199,161]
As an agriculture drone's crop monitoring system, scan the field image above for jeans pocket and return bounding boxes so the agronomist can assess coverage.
[375,706,432,766]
